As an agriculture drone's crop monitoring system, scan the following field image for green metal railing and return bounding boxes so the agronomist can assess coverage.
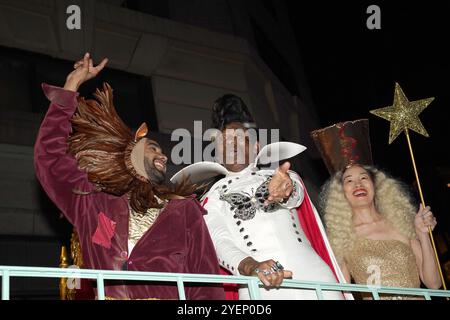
[1,265,449,300]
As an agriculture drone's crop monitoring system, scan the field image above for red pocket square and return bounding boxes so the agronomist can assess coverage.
[92,212,116,249]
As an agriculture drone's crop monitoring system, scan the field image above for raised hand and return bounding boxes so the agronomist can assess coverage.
[414,204,437,234]
[64,52,108,92]
[265,161,293,206]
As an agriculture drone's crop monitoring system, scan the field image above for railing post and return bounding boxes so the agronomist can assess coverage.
[1,269,10,300]
[371,288,380,300]
[423,292,431,300]
[177,277,186,300]
[97,273,105,300]
[315,285,324,300]
[247,278,262,300]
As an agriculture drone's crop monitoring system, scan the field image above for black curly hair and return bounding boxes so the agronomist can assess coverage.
[211,94,257,131]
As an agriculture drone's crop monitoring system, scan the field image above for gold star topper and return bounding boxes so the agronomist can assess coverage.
[370,83,434,144]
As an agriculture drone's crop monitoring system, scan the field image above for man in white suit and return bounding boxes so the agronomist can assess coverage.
[172,94,350,300]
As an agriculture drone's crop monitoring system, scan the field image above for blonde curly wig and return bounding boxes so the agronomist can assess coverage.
[319,165,417,264]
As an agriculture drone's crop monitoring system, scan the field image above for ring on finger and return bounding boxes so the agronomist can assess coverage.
[275,261,284,270]
[262,269,271,276]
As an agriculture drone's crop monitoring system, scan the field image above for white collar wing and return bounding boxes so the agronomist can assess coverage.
[170,142,307,185]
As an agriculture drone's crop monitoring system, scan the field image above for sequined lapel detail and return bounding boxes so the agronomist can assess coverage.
[219,177,278,221]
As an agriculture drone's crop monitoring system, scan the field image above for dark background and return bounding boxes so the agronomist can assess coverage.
[289,1,450,230]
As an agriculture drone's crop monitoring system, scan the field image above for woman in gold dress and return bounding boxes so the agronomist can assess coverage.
[311,119,442,299]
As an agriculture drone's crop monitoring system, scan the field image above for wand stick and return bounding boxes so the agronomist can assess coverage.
[405,128,447,290]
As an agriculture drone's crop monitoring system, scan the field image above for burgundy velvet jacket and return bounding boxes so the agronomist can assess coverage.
[34,84,225,300]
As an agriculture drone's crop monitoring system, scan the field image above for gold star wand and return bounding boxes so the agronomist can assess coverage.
[370,82,447,290]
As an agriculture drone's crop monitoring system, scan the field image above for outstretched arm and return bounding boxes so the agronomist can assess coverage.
[266,162,304,209]
[34,53,108,226]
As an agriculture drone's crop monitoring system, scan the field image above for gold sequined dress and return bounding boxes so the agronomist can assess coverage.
[347,238,422,300]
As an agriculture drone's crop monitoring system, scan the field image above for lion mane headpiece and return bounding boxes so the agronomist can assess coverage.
[67,83,194,213]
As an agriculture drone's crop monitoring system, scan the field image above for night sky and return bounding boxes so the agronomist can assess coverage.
[288,1,450,228]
